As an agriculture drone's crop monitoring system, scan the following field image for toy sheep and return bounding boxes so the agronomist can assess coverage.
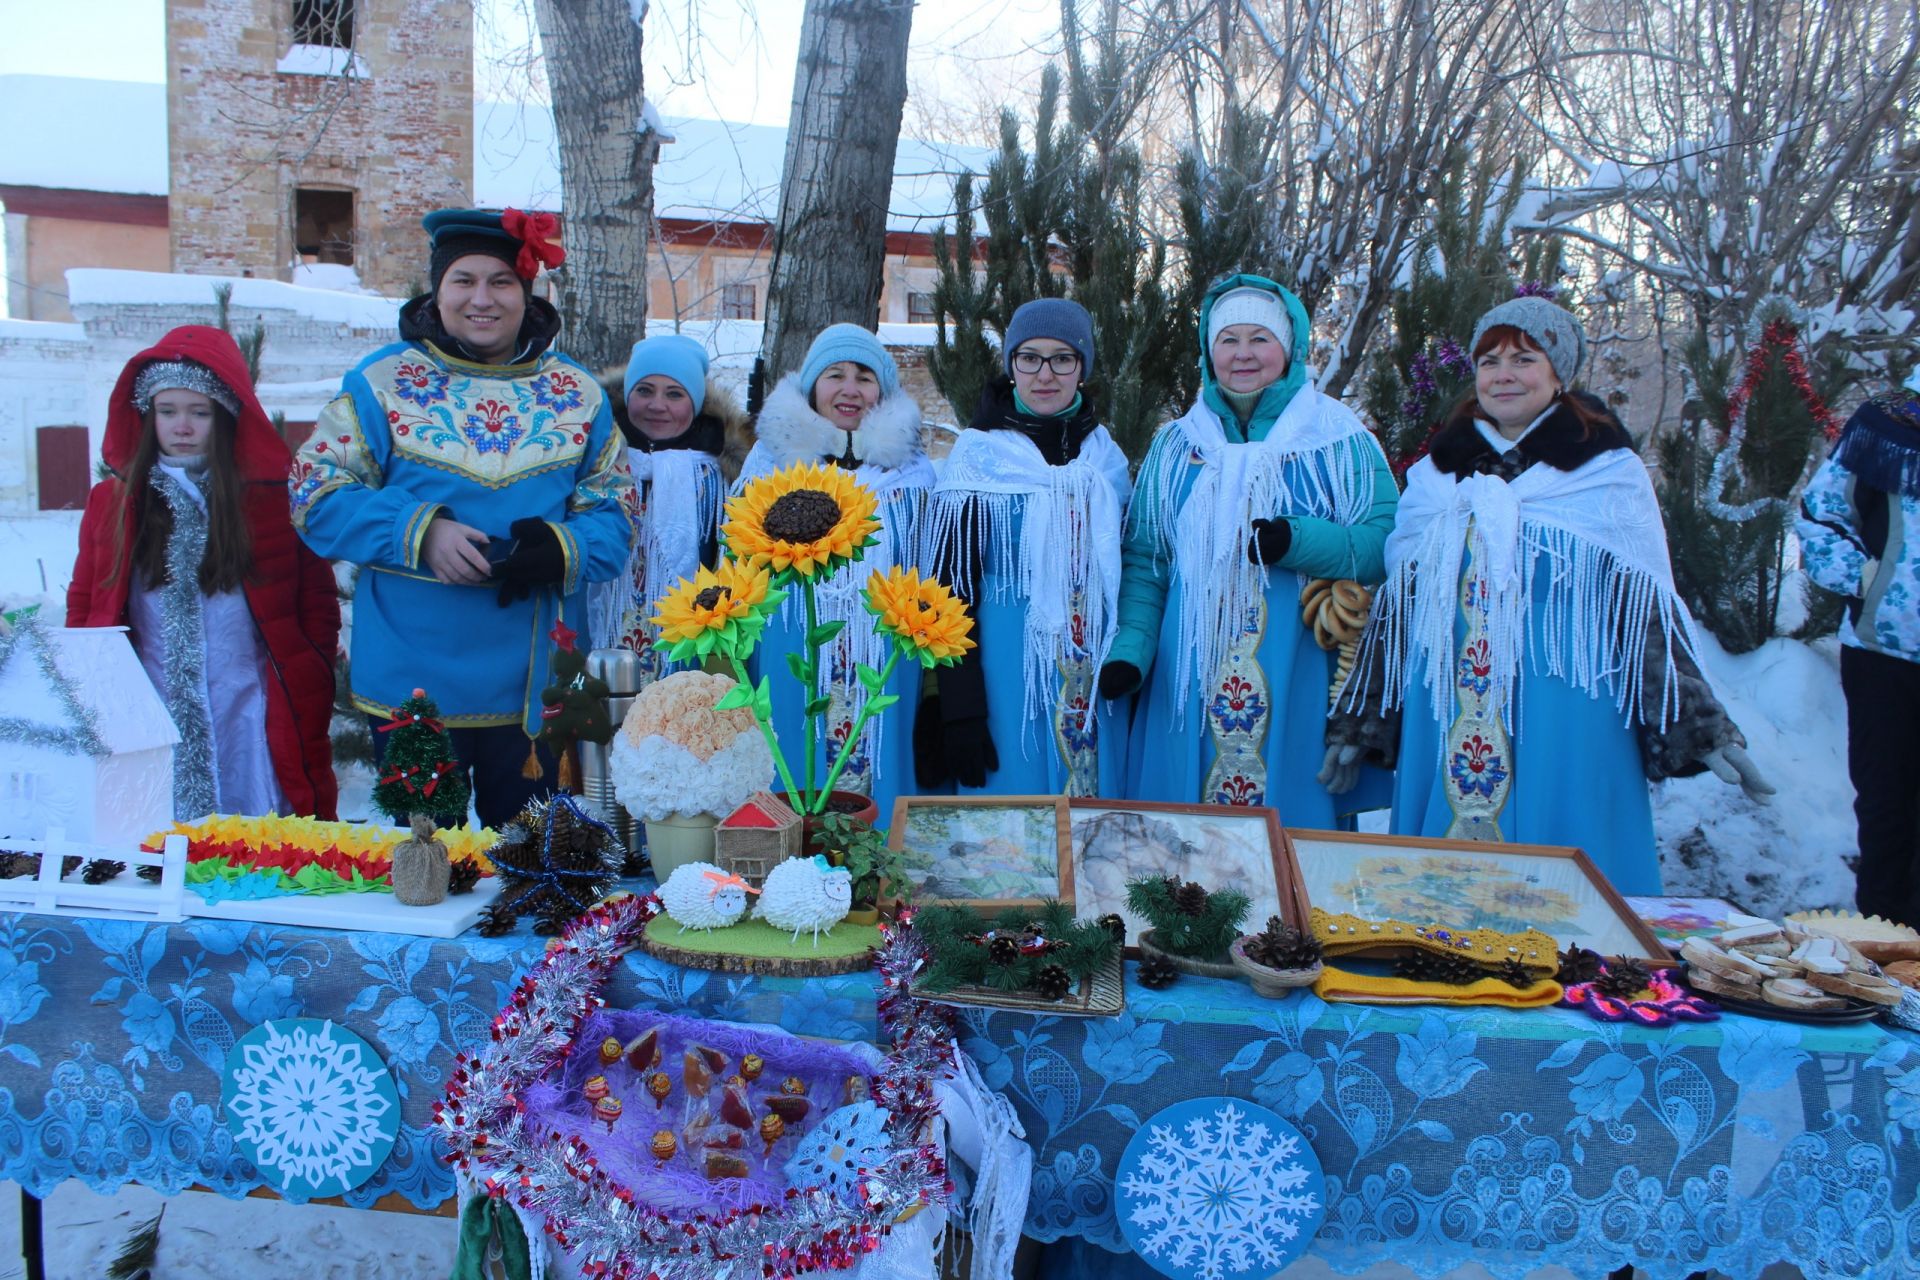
[658,862,757,932]
[755,855,854,946]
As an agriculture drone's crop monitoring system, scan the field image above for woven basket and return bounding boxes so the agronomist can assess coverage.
[1229,936,1323,998]
[1137,928,1239,979]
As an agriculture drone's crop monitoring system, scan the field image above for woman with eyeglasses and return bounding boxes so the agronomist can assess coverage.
[919,299,1133,795]
[1100,275,1398,820]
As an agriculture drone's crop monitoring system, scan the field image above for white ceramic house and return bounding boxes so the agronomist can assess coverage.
[0,624,179,850]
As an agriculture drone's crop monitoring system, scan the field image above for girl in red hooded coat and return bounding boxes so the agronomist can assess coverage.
[68,326,341,820]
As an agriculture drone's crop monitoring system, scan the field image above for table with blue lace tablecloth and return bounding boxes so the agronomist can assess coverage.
[0,911,1915,1279]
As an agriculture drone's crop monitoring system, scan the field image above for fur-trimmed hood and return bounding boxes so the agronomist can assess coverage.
[1426,391,1633,477]
[751,373,923,470]
[595,368,756,483]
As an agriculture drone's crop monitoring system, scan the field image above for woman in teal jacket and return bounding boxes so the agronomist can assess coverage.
[1099,275,1397,822]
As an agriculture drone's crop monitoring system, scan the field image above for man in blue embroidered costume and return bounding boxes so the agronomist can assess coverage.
[289,208,635,827]
[1100,275,1399,821]
[1327,297,1769,894]
[1797,368,1920,926]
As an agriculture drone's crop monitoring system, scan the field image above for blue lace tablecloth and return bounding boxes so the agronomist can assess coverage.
[1,910,1915,1279]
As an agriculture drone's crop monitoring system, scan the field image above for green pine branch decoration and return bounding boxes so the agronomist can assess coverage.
[106,1208,163,1280]
[918,901,1117,995]
[1125,875,1250,961]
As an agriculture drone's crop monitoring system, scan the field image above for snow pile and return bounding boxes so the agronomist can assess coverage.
[1655,633,1857,919]
[0,512,81,615]
[288,262,378,295]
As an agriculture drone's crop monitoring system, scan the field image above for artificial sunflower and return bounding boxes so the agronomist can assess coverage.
[865,566,976,667]
[650,560,783,660]
[723,462,880,580]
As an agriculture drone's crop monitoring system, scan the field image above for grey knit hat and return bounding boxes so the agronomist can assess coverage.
[1471,297,1586,388]
[1003,298,1095,378]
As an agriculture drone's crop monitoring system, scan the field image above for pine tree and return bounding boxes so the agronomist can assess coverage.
[373,689,470,826]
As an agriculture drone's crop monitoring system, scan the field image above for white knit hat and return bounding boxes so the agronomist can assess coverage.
[1207,287,1292,352]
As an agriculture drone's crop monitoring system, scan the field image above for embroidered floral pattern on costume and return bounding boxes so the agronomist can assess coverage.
[392,362,450,408]
[530,371,584,413]
[1444,542,1513,840]
[1204,601,1269,807]
[1457,638,1494,697]
[1449,733,1508,799]
[460,400,526,454]
[365,348,600,487]
[1054,594,1099,796]
[823,647,874,795]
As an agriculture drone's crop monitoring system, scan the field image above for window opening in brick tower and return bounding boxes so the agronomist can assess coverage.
[295,188,356,266]
[292,0,354,49]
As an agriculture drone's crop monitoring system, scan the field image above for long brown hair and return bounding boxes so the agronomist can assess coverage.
[1438,323,1614,439]
[107,403,255,594]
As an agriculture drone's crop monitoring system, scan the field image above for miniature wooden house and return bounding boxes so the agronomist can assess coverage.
[714,791,803,889]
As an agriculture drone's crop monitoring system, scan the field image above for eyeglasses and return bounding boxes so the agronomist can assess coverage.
[1011,350,1082,376]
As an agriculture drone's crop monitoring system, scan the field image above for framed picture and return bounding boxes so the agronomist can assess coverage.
[887,796,1072,914]
[1624,895,1765,951]
[1067,800,1308,939]
[1287,829,1669,963]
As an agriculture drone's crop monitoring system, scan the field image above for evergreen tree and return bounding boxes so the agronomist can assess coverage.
[373,689,470,826]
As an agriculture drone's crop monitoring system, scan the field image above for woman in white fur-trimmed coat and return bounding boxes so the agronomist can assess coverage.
[735,324,934,825]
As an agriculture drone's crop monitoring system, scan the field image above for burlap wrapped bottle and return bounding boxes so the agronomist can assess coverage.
[391,813,451,906]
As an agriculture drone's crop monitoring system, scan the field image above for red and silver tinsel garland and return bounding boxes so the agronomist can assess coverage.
[1703,317,1841,523]
[434,895,956,1280]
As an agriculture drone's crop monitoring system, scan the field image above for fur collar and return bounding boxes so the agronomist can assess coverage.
[1427,391,1633,477]
[752,373,923,470]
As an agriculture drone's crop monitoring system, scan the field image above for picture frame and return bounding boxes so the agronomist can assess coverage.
[1287,829,1669,963]
[887,796,1072,915]
[1623,895,1766,952]
[1066,799,1308,939]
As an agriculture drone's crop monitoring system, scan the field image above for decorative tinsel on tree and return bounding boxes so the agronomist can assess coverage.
[372,688,469,827]
[1658,299,1851,652]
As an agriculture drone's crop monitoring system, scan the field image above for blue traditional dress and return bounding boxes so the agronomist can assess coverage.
[290,301,634,739]
[1108,276,1398,823]
[1333,396,1746,894]
[736,375,933,826]
[920,381,1133,796]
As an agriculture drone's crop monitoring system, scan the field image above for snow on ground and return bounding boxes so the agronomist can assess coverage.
[0,512,80,616]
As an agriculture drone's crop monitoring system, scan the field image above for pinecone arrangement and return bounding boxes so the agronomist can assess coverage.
[1241,917,1323,971]
[1032,964,1074,1002]
[1556,946,1605,987]
[1137,953,1179,990]
[1595,956,1652,998]
[478,793,622,933]
[81,859,126,885]
[446,859,482,896]
[1125,875,1249,963]
[1096,913,1126,944]
[1394,949,1486,986]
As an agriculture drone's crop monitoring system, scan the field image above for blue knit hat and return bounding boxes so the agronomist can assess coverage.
[798,324,899,400]
[1003,298,1095,378]
[623,334,709,412]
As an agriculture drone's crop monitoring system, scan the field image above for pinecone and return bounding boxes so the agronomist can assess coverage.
[1494,958,1534,989]
[1242,916,1323,971]
[532,899,577,936]
[475,900,521,938]
[1137,953,1180,990]
[60,856,82,878]
[81,859,126,886]
[136,862,164,883]
[0,852,29,879]
[446,859,481,896]
[1172,879,1210,917]
[1096,913,1127,945]
[1395,950,1485,985]
[1556,946,1604,987]
[987,935,1020,967]
[1595,957,1652,999]
[1031,964,1073,1001]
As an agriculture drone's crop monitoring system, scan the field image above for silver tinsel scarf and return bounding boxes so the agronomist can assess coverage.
[149,468,219,820]
[434,894,956,1280]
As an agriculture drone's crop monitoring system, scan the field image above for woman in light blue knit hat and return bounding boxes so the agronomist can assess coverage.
[736,323,933,823]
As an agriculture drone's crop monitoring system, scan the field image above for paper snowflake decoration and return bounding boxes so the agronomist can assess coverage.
[783,1100,892,1203]
[223,1019,399,1198]
[1117,1097,1326,1280]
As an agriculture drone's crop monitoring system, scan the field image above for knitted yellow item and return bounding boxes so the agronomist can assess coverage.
[1310,908,1559,973]
[1313,963,1564,1007]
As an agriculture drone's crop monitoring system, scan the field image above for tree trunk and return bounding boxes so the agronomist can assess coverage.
[759,0,915,379]
[532,0,657,373]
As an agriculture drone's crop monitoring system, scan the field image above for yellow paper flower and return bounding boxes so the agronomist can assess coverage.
[865,566,976,667]
[723,462,880,580]
[650,561,778,657]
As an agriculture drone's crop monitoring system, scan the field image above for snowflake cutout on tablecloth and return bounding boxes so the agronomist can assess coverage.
[222,1018,399,1199]
[1116,1096,1326,1280]
[783,1100,891,1204]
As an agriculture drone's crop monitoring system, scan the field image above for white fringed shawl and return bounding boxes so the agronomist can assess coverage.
[1136,388,1381,714]
[921,426,1132,740]
[588,445,723,652]
[1350,447,1702,734]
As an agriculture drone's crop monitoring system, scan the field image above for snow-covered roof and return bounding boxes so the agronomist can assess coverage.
[65,268,402,331]
[0,75,989,234]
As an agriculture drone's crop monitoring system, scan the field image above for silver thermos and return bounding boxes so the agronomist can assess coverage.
[581,648,646,861]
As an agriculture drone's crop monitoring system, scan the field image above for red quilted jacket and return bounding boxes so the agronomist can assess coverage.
[67,326,341,819]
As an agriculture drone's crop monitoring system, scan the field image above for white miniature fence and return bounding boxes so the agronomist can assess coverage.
[0,827,186,922]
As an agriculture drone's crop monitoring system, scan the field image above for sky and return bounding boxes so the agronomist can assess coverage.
[0,0,1056,131]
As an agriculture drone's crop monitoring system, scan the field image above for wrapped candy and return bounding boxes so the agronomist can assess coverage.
[759,1112,785,1156]
[740,1053,765,1082]
[704,1149,750,1181]
[646,1071,673,1110]
[845,1075,870,1105]
[649,1129,677,1164]
[765,1093,811,1125]
[594,1095,623,1132]
[624,1028,660,1074]
[598,1037,623,1067]
[583,1075,610,1103]
[780,1076,806,1096]
[719,1083,754,1130]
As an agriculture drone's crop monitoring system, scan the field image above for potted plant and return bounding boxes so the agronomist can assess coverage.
[1230,915,1325,996]
[813,811,911,923]
[607,670,774,882]
[1125,875,1250,978]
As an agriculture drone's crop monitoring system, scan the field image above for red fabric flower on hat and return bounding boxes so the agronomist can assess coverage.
[502,208,565,280]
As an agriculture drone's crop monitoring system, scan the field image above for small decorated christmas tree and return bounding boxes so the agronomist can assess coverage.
[373,688,470,826]
[537,620,612,792]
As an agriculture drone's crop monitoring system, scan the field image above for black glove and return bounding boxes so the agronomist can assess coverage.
[1098,660,1141,700]
[913,693,950,788]
[943,716,999,789]
[494,518,566,607]
[1248,517,1293,566]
